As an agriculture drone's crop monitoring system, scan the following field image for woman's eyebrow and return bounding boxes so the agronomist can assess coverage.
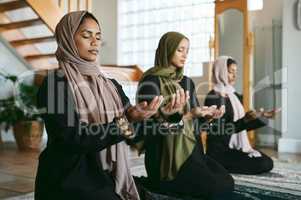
[80,29,101,34]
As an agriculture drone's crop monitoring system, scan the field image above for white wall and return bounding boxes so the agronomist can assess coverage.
[0,36,33,142]
[279,0,301,153]
[250,0,283,28]
[92,0,118,65]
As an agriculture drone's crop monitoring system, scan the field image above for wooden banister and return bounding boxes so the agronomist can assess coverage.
[25,0,64,33]
[0,19,43,31]
[25,53,56,61]
[10,36,55,47]
[101,65,143,81]
[0,1,28,12]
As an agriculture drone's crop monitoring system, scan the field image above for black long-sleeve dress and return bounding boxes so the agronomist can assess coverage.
[136,75,234,199]
[35,70,132,200]
[204,90,273,175]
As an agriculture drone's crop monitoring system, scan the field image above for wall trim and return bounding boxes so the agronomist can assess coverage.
[278,138,301,153]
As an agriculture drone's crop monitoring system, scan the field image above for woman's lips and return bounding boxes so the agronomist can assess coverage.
[88,50,99,55]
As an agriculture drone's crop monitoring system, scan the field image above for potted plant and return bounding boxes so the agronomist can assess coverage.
[0,72,44,151]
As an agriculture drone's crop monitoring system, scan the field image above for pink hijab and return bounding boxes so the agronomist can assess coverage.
[213,56,261,158]
[55,11,140,199]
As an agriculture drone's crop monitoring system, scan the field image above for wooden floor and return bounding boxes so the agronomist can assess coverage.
[0,142,40,199]
[0,141,301,199]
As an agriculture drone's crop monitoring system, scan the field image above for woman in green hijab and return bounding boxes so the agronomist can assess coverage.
[136,32,235,199]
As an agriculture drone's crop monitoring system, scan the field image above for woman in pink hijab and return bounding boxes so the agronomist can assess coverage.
[35,11,162,200]
[204,56,277,175]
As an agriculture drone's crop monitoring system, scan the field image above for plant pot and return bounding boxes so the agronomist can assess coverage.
[13,120,44,151]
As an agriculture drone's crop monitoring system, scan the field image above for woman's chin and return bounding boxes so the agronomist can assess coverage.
[176,64,184,68]
[82,56,97,62]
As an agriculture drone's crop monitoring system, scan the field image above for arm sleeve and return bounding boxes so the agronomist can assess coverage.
[204,92,267,134]
[37,75,125,154]
[110,79,132,110]
[234,93,268,132]
[203,92,243,135]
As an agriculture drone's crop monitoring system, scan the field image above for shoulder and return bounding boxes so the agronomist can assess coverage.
[138,75,160,89]
[39,70,65,92]
[206,89,218,97]
[204,90,222,105]
[109,79,126,96]
[37,69,68,108]
[179,76,195,92]
[109,78,121,88]
[182,75,194,86]
[139,74,160,84]
[40,69,67,86]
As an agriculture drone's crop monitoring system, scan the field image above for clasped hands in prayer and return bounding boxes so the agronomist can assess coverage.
[126,88,225,123]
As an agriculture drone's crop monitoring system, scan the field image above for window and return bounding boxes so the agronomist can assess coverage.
[118,0,215,76]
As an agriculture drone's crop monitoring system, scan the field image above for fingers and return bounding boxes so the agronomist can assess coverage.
[136,101,148,111]
[220,105,225,116]
[179,89,185,104]
[185,90,190,103]
[144,96,164,114]
[169,93,176,109]
[148,96,158,109]
[153,96,164,110]
[149,96,163,110]
[160,89,190,116]
[175,90,181,107]
[208,105,217,113]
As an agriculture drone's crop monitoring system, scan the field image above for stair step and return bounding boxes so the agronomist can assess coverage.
[0,18,43,31]
[24,53,56,61]
[0,0,28,12]
[10,36,55,47]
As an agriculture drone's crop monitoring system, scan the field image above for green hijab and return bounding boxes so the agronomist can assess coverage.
[142,32,196,181]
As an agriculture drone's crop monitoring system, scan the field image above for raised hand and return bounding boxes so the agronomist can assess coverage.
[191,105,225,120]
[160,89,190,116]
[258,108,281,119]
[126,96,164,122]
[212,105,225,119]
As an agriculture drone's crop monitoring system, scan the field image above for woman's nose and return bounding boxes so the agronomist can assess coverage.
[91,37,99,46]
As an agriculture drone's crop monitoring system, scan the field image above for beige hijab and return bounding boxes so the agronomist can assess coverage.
[55,11,139,199]
[213,56,261,158]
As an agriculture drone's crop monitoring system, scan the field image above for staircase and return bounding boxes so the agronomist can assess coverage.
[0,0,143,84]
[0,0,92,71]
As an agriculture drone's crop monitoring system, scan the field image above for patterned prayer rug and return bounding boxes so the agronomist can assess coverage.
[4,159,301,200]
[130,158,301,200]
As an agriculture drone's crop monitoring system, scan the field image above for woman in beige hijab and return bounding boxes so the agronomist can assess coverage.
[204,56,276,175]
[35,11,162,200]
